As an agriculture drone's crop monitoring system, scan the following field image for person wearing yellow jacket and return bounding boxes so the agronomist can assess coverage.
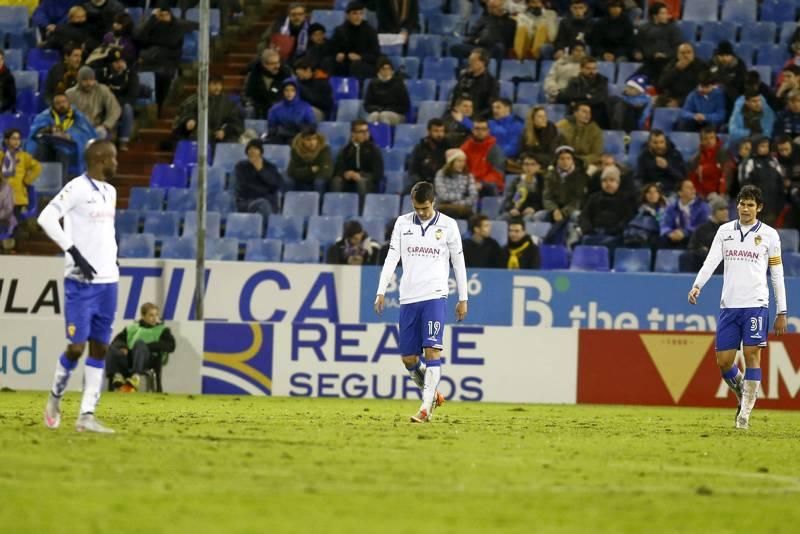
[1,128,41,251]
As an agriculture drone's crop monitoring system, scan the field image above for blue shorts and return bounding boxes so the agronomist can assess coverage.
[716,307,769,351]
[64,279,118,345]
[398,298,446,356]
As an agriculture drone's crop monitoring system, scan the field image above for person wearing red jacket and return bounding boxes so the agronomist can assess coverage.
[687,125,734,199]
[460,117,506,196]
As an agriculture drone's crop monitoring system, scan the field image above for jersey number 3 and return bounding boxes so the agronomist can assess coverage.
[750,317,763,332]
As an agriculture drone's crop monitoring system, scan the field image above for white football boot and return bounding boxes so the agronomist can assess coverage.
[76,414,115,433]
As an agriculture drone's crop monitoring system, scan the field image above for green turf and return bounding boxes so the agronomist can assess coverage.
[2,392,800,533]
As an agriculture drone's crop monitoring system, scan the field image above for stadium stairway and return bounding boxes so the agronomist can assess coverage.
[16,0,330,256]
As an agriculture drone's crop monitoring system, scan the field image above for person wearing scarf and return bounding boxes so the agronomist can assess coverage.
[503,217,540,269]
[266,3,310,60]
[368,0,420,34]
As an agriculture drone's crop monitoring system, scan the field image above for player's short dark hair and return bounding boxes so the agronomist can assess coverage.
[508,216,525,230]
[468,213,489,232]
[84,139,115,164]
[140,302,159,317]
[410,181,435,204]
[427,118,445,130]
[738,185,764,206]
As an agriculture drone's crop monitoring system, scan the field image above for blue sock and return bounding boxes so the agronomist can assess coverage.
[744,368,762,381]
[721,365,742,391]
[405,359,427,389]
[51,353,78,398]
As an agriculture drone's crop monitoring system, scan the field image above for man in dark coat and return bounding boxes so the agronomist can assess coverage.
[244,48,292,119]
[679,197,729,273]
[657,43,707,107]
[450,0,516,62]
[294,57,334,121]
[449,48,500,118]
[503,217,541,269]
[463,214,505,268]
[134,4,185,106]
[330,2,380,80]
[174,75,243,143]
[635,130,687,193]
[331,119,384,200]
[556,56,610,127]
[589,0,634,62]
[579,166,635,247]
[408,118,449,191]
[234,139,284,219]
[553,0,593,60]
[43,5,98,53]
[83,0,125,44]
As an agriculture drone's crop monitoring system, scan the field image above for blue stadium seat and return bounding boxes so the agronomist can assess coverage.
[741,22,777,46]
[734,42,755,66]
[143,211,180,238]
[676,20,698,42]
[516,82,542,105]
[427,13,463,35]
[283,191,319,216]
[597,61,615,83]
[422,57,458,82]
[780,22,797,46]
[0,112,32,138]
[570,245,610,271]
[616,62,642,84]
[778,228,800,252]
[384,171,405,194]
[318,121,350,147]
[189,167,226,193]
[416,100,448,125]
[500,60,537,82]
[267,214,305,241]
[262,144,291,169]
[654,249,683,273]
[438,79,456,101]
[784,253,800,277]
[721,0,756,24]
[499,80,514,100]
[310,10,344,34]
[683,0,719,21]
[119,233,155,258]
[756,44,789,68]
[126,7,144,24]
[382,149,407,172]
[391,56,420,79]
[401,194,412,214]
[166,188,197,212]
[115,210,140,236]
[336,99,363,122]
[12,70,38,92]
[512,103,531,120]
[368,122,392,149]
[628,131,649,158]
[15,89,44,115]
[613,248,652,273]
[760,0,797,24]
[542,104,567,123]
[652,108,681,132]
[307,215,344,248]
[205,237,239,261]
[455,219,468,236]
[354,217,388,243]
[405,79,437,102]
[4,49,22,71]
[700,21,737,44]
[213,143,245,172]
[526,221,551,240]
[489,220,508,247]
[479,196,503,218]
[181,31,199,62]
[540,245,569,269]
[244,119,267,136]
[419,0,446,15]
[184,8,221,35]
[670,132,700,157]
[137,71,156,104]
[0,7,29,32]
[363,194,401,218]
[244,238,283,262]
[36,163,63,195]
[330,76,359,101]
[25,48,59,73]
[208,191,235,214]
[150,164,188,188]
[408,34,442,58]
[603,130,626,155]
[282,239,321,263]
[694,41,716,61]
[160,237,197,260]
[182,211,221,238]
[129,187,165,211]
[174,140,210,167]
[322,192,360,217]
[751,65,773,85]
[225,213,264,240]
[393,123,426,151]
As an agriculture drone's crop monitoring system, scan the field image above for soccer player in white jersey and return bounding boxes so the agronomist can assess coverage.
[375,181,469,423]
[38,140,119,433]
[688,185,788,429]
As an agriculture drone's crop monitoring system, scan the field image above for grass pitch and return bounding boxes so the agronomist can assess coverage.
[2,392,800,534]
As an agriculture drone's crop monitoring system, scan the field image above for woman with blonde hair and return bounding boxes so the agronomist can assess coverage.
[520,105,562,167]
[434,148,479,219]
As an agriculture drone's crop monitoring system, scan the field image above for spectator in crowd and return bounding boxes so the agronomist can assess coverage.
[544,40,586,103]
[45,43,84,104]
[66,66,120,141]
[656,43,706,108]
[501,153,544,221]
[96,49,138,151]
[633,1,681,81]
[775,90,800,141]
[728,89,776,147]
[43,5,98,52]
[776,135,800,183]
[553,0,593,60]
[443,96,474,147]
[83,0,125,45]
[102,12,137,64]
[463,213,504,268]
[635,129,686,193]
[775,65,800,106]
[503,217,540,269]
[556,57,610,127]
[0,50,16,113]
[489,98,525,160]
[330,2,380,80]
[744,70,780,114]
[451,0,516,62]
[556,102,603,170]
[589,0,634,62]
[679,197,729,273]
[586,152,635,197]
[450,48,500,118]
[33,0,81,36]
[288,126,333,193]
[234,139,284,219]
[261,3,310,62]
[687,125,733,200]
[520,106,562,167]
[434,148,479,219]
[709,40,747,112]
[408,118,449,190]
[106,302,175,393]
[331,119,384,199]
[326,219,380,265]
[174,74,242,143]
[540,146,588,235]
[369,0,420,34]
[244,49,292,119]
[294,57,333,122]
[623,182,666,249]
[266,79,316,144]
[26,92,95,178]
[135,3,185,107]
[461,117,506,196]
[0,170,16,252]
[728,137,753,199]
[512,0,558,60]
[737,135,786,226]
[363,57,410,126]
[677,71,727,132]
[1,128,41,222]
[579,165,634,247]
[296,23,331,73]
[608,74,652,132]
[659,178,709,249]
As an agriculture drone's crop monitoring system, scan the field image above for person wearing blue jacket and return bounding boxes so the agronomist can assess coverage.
[265,78,317,144]
[609,74,653,132]
[659,178,710,249]
[727,88,775,148]
[488,97,524,160]
[26,92,95,180]
[677,71,727,131]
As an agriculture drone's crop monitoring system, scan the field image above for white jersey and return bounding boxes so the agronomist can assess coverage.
[37,174,119,284]
[377,211,468,305]
[692,219,787,313]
